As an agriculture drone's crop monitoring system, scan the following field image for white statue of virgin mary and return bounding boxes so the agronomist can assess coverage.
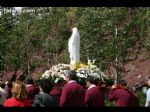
[68,27,80,65]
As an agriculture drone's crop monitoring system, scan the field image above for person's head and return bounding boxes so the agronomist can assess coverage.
[97,81,106,88]
[94,78,100,85]
[25,76,34,85]
[148,76,150,86]
[17,75,26,82]
[65,70,77,82]
[117,80,127,87]
[54,79,65,87]
[38,79,53,93]
[7,81,13,89]
[106,79,114,89]
[0,82,5,89]
[11,80,27,100]
[85,76,95,88]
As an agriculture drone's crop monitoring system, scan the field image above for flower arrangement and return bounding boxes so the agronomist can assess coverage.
[41,64,71,83]
[75,60,107,81]
[40,60,107,84]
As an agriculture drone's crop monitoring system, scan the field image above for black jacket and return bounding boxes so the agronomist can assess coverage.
[32,92,58,107]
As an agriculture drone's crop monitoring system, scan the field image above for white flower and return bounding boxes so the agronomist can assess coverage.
[42,70,51,79]
[54,78,59,83]
[51,72,58,77]
[93,59,96,64]
[41,63,71,82]
[41,63,107,83]
[60,74,66,80]
[88,60,91,65]
[60,70,64,73]
[76,73,86,78]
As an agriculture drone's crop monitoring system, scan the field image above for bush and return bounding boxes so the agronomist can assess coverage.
[135,90,146,107]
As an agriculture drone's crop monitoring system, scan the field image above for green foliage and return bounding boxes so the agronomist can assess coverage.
[135,90,146,106]
[76,7,150,71]
[30,59,45,71]
[105,99,115,107]
[1,7,150,76]
[58,51,70,64]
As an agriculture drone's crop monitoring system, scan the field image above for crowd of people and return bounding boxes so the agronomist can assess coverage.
[0,70,149,107]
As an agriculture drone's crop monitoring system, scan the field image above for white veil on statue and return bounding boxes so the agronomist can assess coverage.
[68,27,80,66]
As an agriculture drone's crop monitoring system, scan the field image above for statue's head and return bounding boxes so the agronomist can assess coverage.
[67,27,77,35]
[72,27,77,31]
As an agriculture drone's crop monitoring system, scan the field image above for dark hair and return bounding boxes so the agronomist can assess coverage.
[0,82,5,89]
[117,80,127,86]
[7,81,13,88]
[94,78,102,85]
[67,70,77,80]
[25,76,34,84]
[105,79,114,87]
[39,79,53,93]
[17,75,26,82]
[86,76,95,84]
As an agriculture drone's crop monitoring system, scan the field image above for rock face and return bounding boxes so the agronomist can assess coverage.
[104,58,150,89]
[124,59,150,88]
[2,67,46,82]
[3,70,24,81]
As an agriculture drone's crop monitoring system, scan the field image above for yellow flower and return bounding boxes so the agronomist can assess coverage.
[73,64,77,70]
[73,63,79,71]
[73,62,87,71]
[80,64,86,68]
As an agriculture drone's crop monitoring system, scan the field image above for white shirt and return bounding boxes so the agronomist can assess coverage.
[68,80,77,84]
[26,84,33,87]
[145,88,150,107]
[0,87,8,105]
[88,84,96,90]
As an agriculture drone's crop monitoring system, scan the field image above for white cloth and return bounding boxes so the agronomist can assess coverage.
[68,27,80,65]
[142,87,148,94]
[26,84,33,87]
[88,84,96,90]
[145,88,150,107]
[0,87,8,105]
[68,80,76,84]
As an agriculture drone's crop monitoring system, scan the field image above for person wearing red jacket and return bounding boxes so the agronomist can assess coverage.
[59,70,85,107]
[4,80,32,107]
[24,76,39,104]
[96,80,106,98]
[84,76,105,107]
[50,80,65,104]
[108,80,138,107]
[50,88,62,104]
